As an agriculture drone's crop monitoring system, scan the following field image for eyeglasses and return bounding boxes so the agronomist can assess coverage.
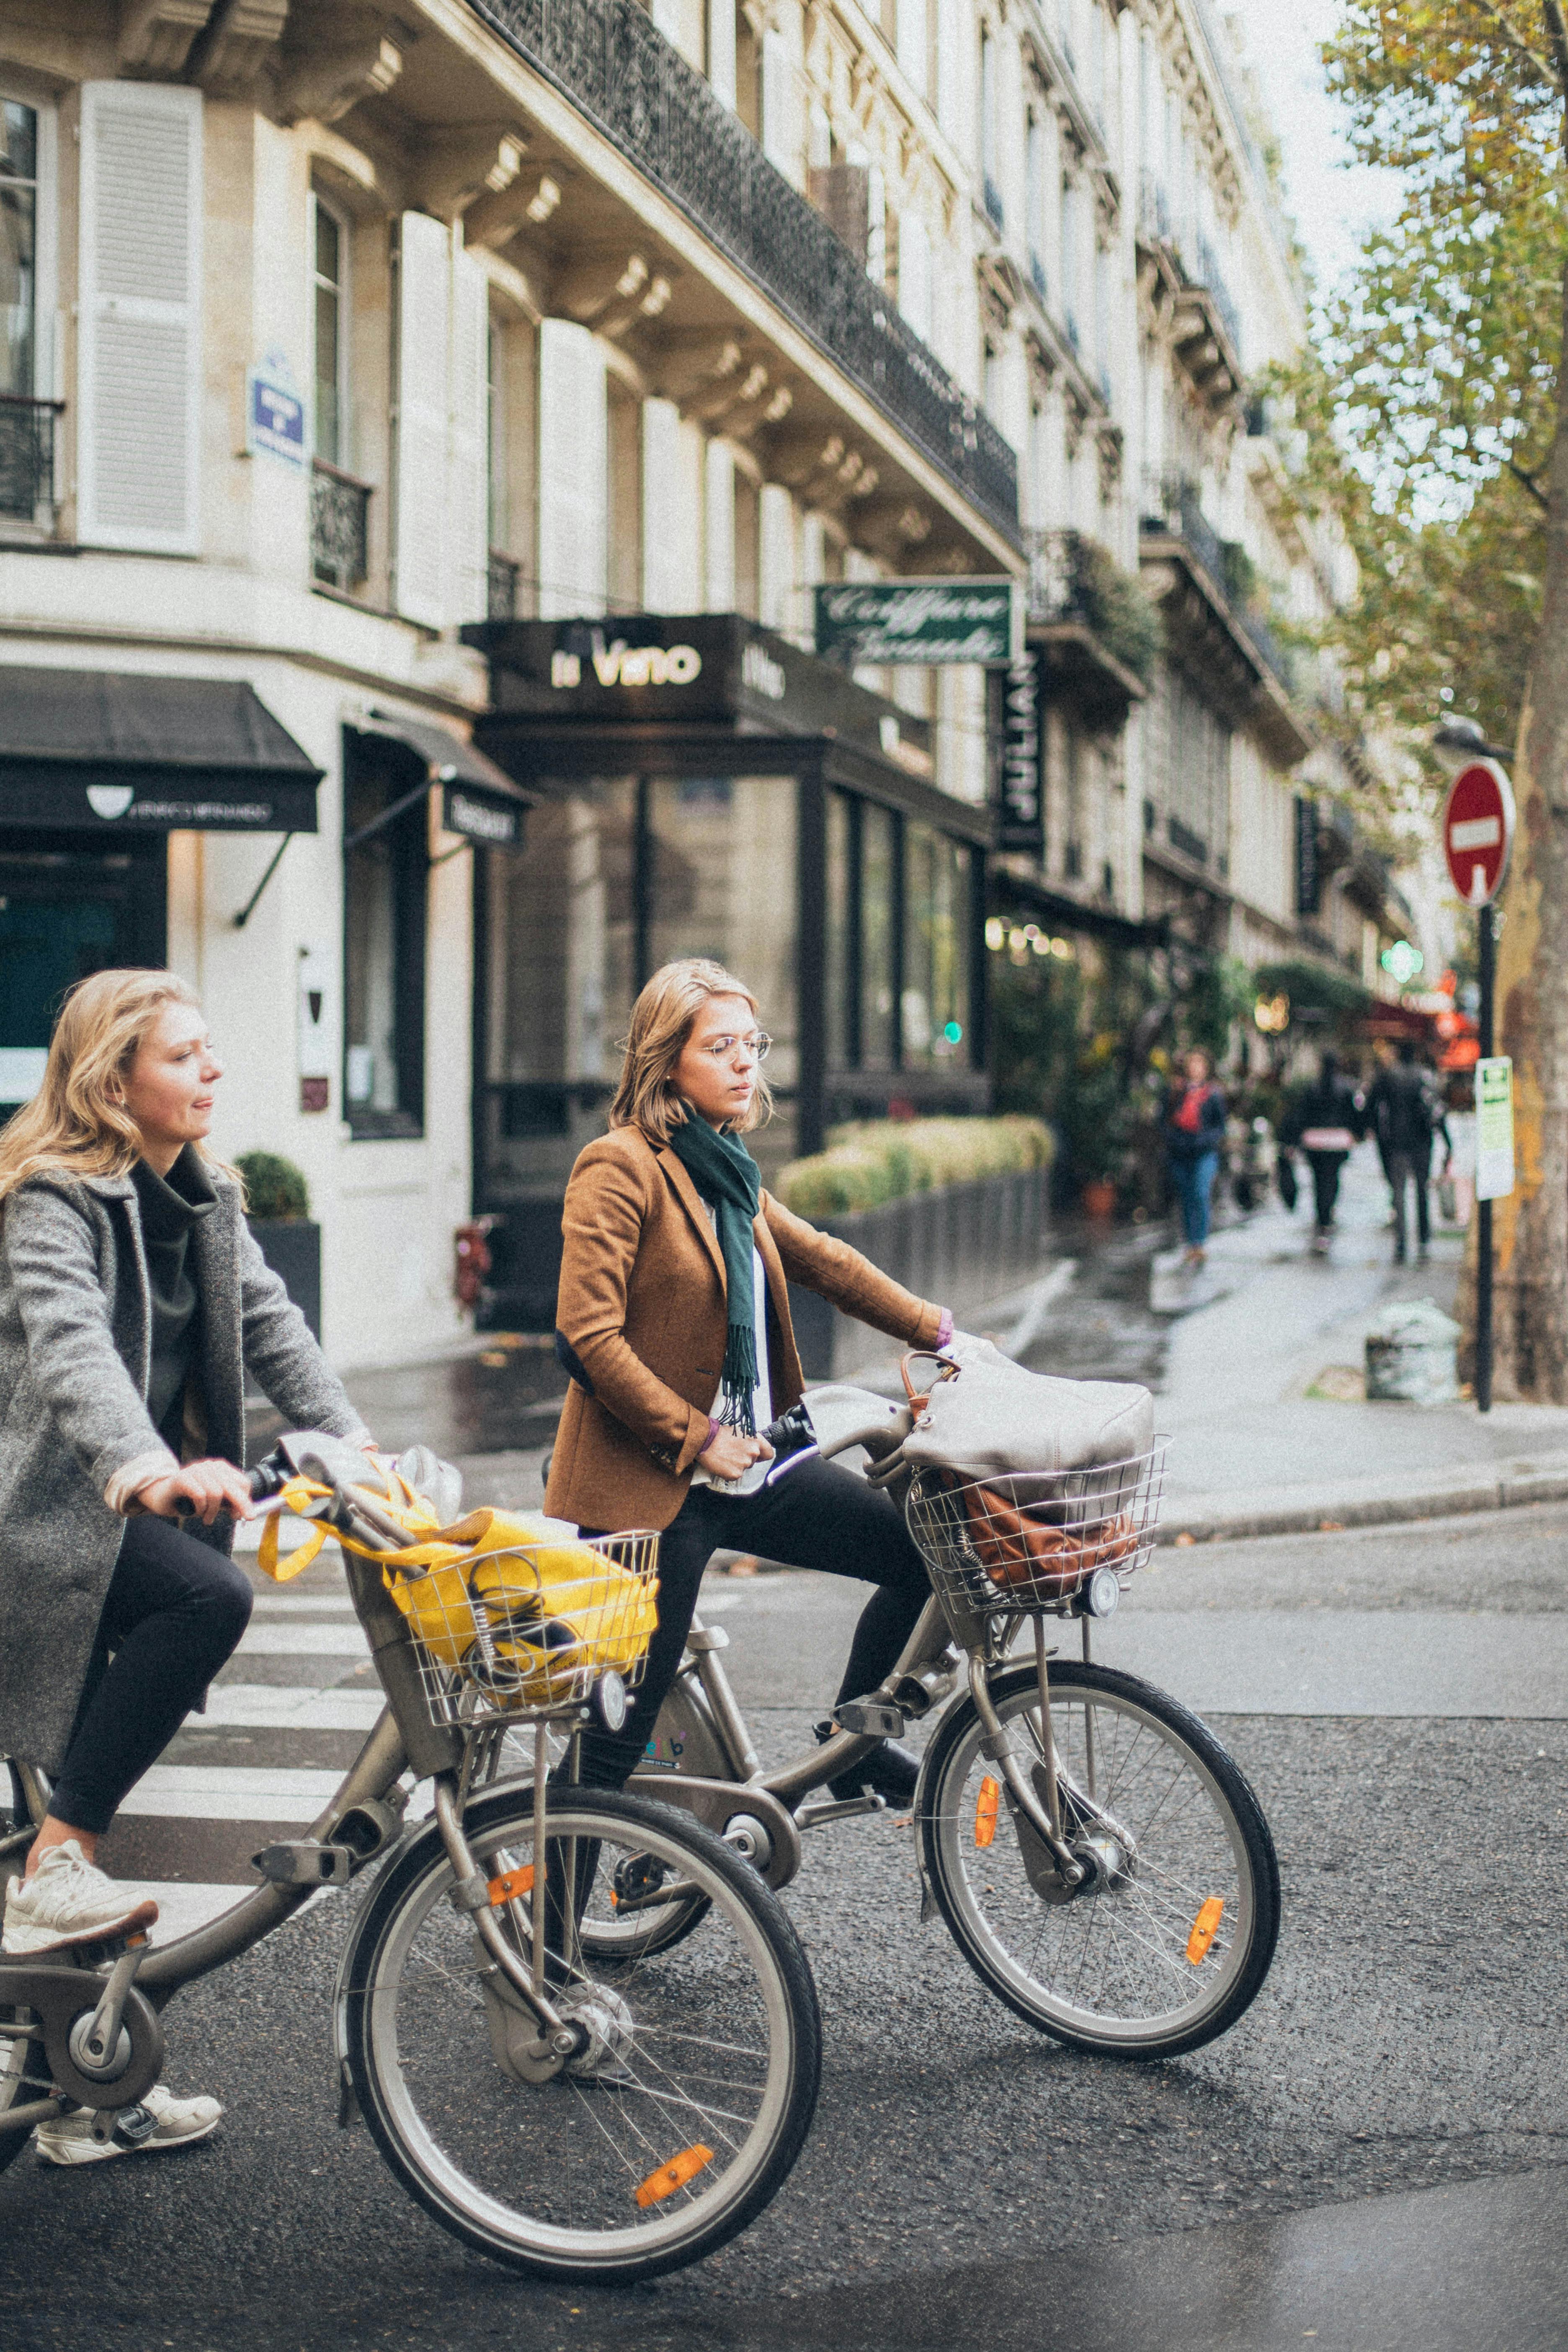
[696,1032,772,1063]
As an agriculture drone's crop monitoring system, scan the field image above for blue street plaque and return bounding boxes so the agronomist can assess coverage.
[247,348,305,466]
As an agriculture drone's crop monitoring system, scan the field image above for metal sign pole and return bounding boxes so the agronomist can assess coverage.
[1476,900,1496,1414]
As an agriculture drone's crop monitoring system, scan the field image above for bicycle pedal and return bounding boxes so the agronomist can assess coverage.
[252,1842,354,1888]
[835,1700,905,1738]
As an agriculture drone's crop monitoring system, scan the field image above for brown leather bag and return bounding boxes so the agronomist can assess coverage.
[941,1470,1139,1597]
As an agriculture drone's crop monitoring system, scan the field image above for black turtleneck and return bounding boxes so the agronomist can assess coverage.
[130,1144,216,1451]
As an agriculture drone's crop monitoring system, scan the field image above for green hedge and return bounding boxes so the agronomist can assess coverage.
[235,1150,311,1222]
[777,1116,1054,1218]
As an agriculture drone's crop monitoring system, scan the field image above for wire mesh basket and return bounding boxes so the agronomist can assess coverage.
[390,1529,661,1728]
[905,1446,1168,1619]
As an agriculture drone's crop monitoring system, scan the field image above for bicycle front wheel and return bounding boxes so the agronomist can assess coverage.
[919,1659,1280,2058]
[340,1786,820,2281]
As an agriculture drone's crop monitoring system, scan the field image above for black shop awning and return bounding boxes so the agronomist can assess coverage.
[349,709,537,846]
[0,667,322,832]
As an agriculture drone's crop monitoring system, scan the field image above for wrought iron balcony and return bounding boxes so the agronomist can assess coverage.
[487,547,522,620]
[0,394,63,522]
[469,0,1018,541]
[1139,474,1305,714]
[310,458,371,591]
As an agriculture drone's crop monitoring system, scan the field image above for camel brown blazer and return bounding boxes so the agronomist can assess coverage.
[544,1124,944,1532]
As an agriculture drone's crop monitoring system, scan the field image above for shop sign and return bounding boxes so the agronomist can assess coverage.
[442,783,521,846]
[998,649,1043,854]
[549,633,702,690]
[1475,1056,1516,1200]
[813,578,1019,667]
[246,348,306,467]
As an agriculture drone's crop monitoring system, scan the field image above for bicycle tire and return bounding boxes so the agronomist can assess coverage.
[340,1785,820,2281]
[919,1659,1280,2058]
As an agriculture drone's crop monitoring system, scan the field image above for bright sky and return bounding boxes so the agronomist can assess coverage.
[1224,0,1403,299]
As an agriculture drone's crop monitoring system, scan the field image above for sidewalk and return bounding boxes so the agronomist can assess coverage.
[1149,1142,1568,1542]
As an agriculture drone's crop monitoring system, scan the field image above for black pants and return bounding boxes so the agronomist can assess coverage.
[574,1453,932,1789]
[50,1514,254,1836]
[1387,1146,1432,1259]
[1307,1152,1347,1232]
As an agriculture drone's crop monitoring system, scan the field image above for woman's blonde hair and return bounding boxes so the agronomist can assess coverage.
[609,958,773,1142]
[0,968,232,1205]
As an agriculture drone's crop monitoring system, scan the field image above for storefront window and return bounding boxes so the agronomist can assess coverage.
[344,760,427,1137]
[861,801,898,1070]
[826,789,856,1066]
[0,101,36,402]
[646,774,799,1164]
[903,824,971,1067]
[477,784,635,1195]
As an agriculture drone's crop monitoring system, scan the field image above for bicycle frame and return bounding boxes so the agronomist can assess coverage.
[0,1536,606,2130]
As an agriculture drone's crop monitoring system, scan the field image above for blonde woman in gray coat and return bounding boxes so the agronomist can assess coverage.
[0,967,372,2164]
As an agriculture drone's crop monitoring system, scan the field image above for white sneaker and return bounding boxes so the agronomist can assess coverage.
[1,1841,158,1955]
[34,2083,222,2166]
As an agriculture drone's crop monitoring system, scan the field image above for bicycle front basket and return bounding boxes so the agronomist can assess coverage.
[389,1523,660,1727]
[905,1444,1168,1618]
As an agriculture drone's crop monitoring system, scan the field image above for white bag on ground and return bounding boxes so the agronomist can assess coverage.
[900,1333,1155,1479]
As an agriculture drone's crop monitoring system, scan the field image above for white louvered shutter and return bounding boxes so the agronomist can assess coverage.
[447,245,490,626]
[537,318,606,618]
[394,210,450,629]
[77,81,203,555]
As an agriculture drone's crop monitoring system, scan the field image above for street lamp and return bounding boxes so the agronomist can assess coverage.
[1431,715,1512,774]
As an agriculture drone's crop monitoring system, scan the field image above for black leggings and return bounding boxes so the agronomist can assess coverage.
[574,1452,932,1789]
[50,1514,254,1836]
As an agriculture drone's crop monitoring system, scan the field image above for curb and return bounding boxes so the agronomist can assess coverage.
[1158,1461,1568,1547]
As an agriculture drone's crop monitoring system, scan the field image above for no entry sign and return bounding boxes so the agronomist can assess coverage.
[1443,759,1515,905]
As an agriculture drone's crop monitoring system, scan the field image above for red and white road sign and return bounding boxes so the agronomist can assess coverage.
[1443,759,1515,905]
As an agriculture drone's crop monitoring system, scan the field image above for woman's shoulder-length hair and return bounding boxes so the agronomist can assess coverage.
[0,967,237,1207]
[609,957,773,1144]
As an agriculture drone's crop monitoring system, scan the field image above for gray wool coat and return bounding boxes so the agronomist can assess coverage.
[0,1168,368,1774]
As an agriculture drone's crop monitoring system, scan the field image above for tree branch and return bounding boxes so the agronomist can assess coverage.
[1467,0,1556,79]
[1507,455,1553,505]
[1544,0,1568,93]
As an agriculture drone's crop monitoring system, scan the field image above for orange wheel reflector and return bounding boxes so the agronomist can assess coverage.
[487,1866,534,1906]
[975,1777,1000,1848]
[1186,1897,1224,1964]
[635,2144,715,2209]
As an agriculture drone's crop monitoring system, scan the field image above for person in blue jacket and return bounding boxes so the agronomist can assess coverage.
[1163,1048,1228,1268]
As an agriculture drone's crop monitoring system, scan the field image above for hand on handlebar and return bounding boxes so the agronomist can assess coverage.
[698,1427,775,1482]
[137,1458,258,1526]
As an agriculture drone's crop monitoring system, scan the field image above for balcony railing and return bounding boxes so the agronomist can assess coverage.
[1026,526,1160,688]
[469,0,1018,541]
[1139,472,1297,697]
[487,547,522,620]
[0,394,63,521]
[1135,176,1243,362]
[310,458,371,590]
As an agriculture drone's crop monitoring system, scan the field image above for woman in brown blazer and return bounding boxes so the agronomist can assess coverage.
[547,957,953,1802]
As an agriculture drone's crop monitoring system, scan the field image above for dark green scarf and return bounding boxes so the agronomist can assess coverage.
[670,1112,761,1434]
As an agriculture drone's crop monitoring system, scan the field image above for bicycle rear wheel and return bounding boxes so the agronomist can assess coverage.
[0,1770,52,2175]
[919,1660,1279,2058]
[340,1786,820,2281]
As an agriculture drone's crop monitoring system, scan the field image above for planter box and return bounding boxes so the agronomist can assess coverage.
[787,1165,1050,1381]
[248,1217,322,1342]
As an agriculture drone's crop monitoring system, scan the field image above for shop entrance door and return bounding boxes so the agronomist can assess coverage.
[0,833,167,1109]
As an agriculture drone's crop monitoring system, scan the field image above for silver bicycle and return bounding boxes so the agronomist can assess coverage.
[521,1375,1281,2061]
[0,1434,820,2282]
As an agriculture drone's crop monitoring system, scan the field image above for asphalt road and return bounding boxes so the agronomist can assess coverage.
[4,1508,1568,2351]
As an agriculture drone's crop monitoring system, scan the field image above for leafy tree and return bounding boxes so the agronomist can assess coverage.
[1304,0,1568,1399]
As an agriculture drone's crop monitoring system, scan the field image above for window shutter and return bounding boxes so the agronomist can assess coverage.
[393,210,450,629]
[447,246,490,625]
[77,81,202,555]
[536,318,606,618]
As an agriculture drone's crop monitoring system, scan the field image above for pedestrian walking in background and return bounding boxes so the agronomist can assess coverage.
[1281,1051,1362,1256]
[1366,1041,1450,1264]
[1163,1047,1227,1269]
